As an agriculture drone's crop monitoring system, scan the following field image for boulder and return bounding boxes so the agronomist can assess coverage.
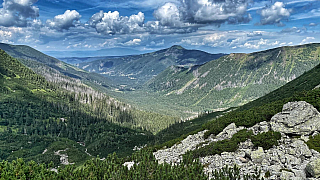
[306,158,320,178]
[123,161,135,170]
[251,147,265,163]
[216,123,244,140]
[280,170,295,180]
[270,101,320,135]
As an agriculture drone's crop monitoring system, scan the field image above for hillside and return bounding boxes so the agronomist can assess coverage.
[149,51,320,179]
[77,45,226,87]
[0,49,161,166]
[127,43,320,116]
[0,43,114,91]
[154,55,320,148]
[3,50,320,179]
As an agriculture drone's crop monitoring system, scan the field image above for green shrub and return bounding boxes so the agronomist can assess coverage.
[251,131,281,149]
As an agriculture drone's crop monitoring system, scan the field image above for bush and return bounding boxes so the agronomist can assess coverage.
[251,131,281,149]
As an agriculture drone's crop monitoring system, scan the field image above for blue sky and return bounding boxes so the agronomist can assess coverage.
[0,0,319,57]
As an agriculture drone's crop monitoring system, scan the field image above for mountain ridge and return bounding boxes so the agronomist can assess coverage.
[141,43,320,114]
[76,45,226,87]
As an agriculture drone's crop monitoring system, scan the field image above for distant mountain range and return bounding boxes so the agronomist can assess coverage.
[146,43,320,111]
[2,41,320,173]
[75,45,226,87]
[105,43,320,117]
[2,42,320,119]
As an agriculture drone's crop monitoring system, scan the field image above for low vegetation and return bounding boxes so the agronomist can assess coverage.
[189,130,281,159]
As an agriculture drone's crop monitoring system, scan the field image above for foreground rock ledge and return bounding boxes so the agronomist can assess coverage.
[270,101,320,135]
[153,101,320,179]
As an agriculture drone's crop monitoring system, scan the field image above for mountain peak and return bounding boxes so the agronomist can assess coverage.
[168,45,185,50]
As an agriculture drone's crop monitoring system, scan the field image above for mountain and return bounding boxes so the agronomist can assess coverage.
[137,43,320,115]
[3,45,320,179]
[0,43,114,91]
[154,53,320,148]
[76,45,226,87]
[0,49,159,166]
[149,50,320,179]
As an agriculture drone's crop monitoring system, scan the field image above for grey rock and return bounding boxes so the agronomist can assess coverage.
[306,158,320,178]
[292,169,306,180]
[280,170,295,180]
[290,140,312,158]
[249,121,270,135]
[216,123,244,140]
[270,101,320,135]
[251,147,265,163]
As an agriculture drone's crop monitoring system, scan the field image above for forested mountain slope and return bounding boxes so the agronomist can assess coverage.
[4,44,320,179]
[141,43,320,114]
[0,49,160,166]
[0,43,181,134]
[0,43,114,91]
[77,45,225,87]
[154,55,320,149]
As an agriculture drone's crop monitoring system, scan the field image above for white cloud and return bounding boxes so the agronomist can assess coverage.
[145,0,252,34]
[46,10,81,31]
[300,37,315,45]
[88,11,145,35]
[124,38,142,46]
[309,23,318,27]
[181,0,251,24]
[240,38,268,49]
[153,0,251,26]
[0,0,39,27]
[153,2,182,27]
[258,2,291,26]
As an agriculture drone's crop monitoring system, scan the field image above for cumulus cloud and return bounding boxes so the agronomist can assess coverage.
[258,2,291,26]
[88,11,145,35]
[152,0,251,27]
[300,37,315,45]
[153,2,183,27]
[308,23,318,27]
[0,0,39,27]
[46,10,81,31]
[145,0,252,34]
[180,0,251,24]
[87,0,252,35]
[123,38,142,46]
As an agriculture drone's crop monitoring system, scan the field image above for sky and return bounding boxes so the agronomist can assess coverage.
[0,0,319,57]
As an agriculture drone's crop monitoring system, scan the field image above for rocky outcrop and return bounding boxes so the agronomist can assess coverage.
[153,130,208,164]
[306,158,320,178]
[214,123,245,140]
[153,101,320,179]
[200,138,319,179]
[54,149,74,165]
[153,123,245,165]
[270,101,320,135]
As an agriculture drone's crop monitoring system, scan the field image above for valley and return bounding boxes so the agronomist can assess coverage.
[2,42,320,179]
[2,0,320,179]
[105,43,320,118]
